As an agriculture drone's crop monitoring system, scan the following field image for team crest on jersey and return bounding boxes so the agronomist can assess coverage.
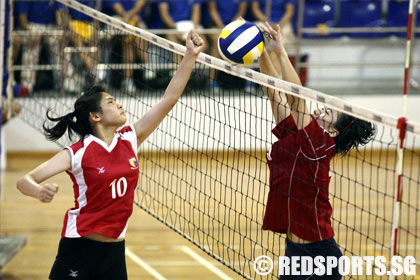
[129,158,138,170]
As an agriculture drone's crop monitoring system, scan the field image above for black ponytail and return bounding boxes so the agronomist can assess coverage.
[333,113,376,155]
[43,85,105,141]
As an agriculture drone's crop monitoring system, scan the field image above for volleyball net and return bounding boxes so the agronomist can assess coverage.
[8,0,420,278]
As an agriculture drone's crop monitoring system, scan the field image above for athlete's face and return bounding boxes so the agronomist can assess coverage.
[99,93,126,126]
[313,107,339,137]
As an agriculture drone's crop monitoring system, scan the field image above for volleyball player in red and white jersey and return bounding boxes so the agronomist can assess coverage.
[258,23,375,279]
[17,30,204,280]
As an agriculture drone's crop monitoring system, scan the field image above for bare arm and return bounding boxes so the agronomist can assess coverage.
[112,2,126,18]
[209,1,224,28]
[133,31,205,145]
[251,1,267,22]
[234,2,249,20]
[279,3,294,27]
[129,0,146,17]
[18,13,30,30]
[260,23,311,129]
[258,51,290,124]
[191,4,201,27]
[159,3,176,28]
[56,8,70,29]
[16,149,71,202]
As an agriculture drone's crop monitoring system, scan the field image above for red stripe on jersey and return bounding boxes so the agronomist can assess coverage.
[118,126,133,134]
[68,140,84,154]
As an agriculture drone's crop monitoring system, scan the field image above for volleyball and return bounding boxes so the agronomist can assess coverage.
[218,20,265,65]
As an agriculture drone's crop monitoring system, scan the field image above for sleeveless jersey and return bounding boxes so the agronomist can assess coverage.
[62,125,139,239]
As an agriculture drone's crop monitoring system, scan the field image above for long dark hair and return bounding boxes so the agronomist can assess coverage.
[43,85,105,141]
[333,113,376,155]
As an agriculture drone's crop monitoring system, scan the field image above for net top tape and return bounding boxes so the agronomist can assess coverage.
[57,0,420,136]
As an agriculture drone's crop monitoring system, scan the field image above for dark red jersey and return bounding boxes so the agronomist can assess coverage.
[263,115,336,242]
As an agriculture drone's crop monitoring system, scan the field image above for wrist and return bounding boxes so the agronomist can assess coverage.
[183,51,197,61]
[35,185,42,200]
[276,47,288,57]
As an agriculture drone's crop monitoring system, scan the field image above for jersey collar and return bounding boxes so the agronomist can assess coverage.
[86,133,119,153]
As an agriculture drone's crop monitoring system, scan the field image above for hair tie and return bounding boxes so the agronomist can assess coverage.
[339,117,356,134]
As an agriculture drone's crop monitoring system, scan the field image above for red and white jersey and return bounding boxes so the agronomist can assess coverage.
[263,115,336,242]
[62,125,139,239]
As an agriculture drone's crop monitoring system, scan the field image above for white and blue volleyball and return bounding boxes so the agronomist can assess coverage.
[218,20,264,65]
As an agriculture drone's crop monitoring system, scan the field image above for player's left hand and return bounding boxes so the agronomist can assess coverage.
[258,22,286,54]
[37,183,59,203]
[185,30,205,58]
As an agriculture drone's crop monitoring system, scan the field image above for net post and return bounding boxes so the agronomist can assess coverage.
[0,0,5,172]
[390,117,407,280]
[389,0,414,278]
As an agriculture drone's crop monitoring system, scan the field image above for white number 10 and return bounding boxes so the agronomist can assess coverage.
[109,177,127,199]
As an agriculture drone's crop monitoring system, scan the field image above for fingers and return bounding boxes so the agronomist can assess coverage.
[187,30,203,46]
[264,21,277,37]
[274,24,282,38]
[38,183,59,203]
[257,23,272,44]
[192,33,204,47]
[257,22,268,33]
[186,30,194,42]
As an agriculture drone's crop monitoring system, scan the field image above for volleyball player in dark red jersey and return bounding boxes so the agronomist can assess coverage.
[16,31,204,280]
[258,22,375,279]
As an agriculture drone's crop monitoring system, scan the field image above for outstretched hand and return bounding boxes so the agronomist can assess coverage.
[185,30,205,58]
[257,22,285,54]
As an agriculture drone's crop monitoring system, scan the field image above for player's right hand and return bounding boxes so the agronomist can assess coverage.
[38,183,59,203]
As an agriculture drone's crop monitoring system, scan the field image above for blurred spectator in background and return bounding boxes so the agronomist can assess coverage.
[2,0,27,125]
[251,0,296,45]
[106,0,151,92]
[1,102,22,125]
[251,0,297,72]
[56,0,113,92]
[158,0,208,60]
[16,0,60,93]
[207,0,250,59]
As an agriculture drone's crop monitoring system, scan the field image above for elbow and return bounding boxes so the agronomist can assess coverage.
[16,176,25,193]
[16,175,31,195]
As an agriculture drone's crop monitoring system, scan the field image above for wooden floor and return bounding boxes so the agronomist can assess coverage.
[1,153,241,280]
[1,152,419,279]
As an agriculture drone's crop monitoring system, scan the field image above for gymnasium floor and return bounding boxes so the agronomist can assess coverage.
[1,153,240,279]
[1,151,419,279]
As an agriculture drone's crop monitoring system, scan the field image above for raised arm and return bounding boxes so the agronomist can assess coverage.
[260,22,311,129]
[258,49,290,124]
[17,149,71,202]
[133,31,205,145]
